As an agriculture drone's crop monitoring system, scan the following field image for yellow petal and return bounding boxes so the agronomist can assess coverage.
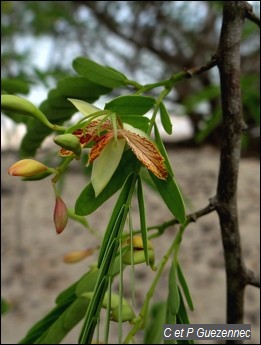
[120,129,167,180]
[68,98,101,117]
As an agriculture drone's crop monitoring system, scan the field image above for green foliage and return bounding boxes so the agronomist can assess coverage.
[144,302,167,344]
[160,102,173,135]
[73,57,127,88]
[2,56,196,344]
[105,95,155,116]
[75,149,139,215]
[149,173,186,224]
[2,1,260,343]
[1,78,30,95]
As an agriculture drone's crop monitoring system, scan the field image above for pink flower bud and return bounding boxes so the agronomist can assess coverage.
[53,197,68,234]
[8,159,48,177]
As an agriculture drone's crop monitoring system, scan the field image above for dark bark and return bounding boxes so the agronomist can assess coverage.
[216,1,254,341]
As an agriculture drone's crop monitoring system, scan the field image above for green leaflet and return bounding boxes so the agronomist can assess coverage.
[19,271,89,343]
[47,89,76,108]
[55,280,79,306]
[33,298,88,344]
[19,76,112,157]
[67,98,101,118]
[75,149,139,216]
[177,264,194,311]
[79,174,137,344]
[149,173,186,224]
[168,260,180,316]
[177,288,190,325]
[1,78,30,95]
[176,290,194,344]
[105,95,155,116]
[73,57,127,88]
[57,77,112,98]
[154,123,174,177]
[160,102,173,135]
[97,173,136,267]
[137,175,149,265]
[165,261,180,344]
[121,115,150,132]
[19,302,73,344]
[144,302,167,344]
[19,267,100,344]
[75,268,100,297]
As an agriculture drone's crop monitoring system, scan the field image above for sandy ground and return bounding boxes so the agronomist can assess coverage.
[1,146,260,344]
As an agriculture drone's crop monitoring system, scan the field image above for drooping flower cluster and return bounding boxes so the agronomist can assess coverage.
[7,98,168,233]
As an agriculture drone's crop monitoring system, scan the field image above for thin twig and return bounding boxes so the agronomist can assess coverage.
[146,197,217,235]
[185,55,218,77]
[245,268,260,288]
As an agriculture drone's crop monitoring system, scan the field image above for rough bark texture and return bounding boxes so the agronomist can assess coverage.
[216,1,252,342]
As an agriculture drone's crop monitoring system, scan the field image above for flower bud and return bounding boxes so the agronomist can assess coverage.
[110,305,135,323]
[81,292,133,317]
[53,197,68,234]
[127,235,153,250]
[122,248,155,267]
[53,134,82,157]
[63,248,95,263]
[8,159,48,177]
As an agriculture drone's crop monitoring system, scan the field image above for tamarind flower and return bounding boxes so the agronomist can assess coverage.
[56,99,167,196]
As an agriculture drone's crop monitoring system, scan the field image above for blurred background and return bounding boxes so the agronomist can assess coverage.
[1,1,260,344]
[1,1,260,153]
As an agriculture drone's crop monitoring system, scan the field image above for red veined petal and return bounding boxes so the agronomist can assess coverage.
[59,148,74,157]
[120,129,168,180]
[88,132,114,164]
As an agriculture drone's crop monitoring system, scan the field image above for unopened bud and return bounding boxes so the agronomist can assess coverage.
[110,304,135,322]
[53,134,81,157]
[63,248,95,263]
[54,197,68,234]
[122,248,155,267]
[127,235,153,250]
[8,159,48,177]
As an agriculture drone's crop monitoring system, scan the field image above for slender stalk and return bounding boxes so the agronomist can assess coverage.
[118,237,123,344]
[104,275,112,344]
[123,220,189,344]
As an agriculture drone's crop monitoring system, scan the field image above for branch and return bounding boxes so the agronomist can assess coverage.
[147,197,217,235]
[185,55,218,77]
[216,1,249,331]
[245,268,260,288]
[244,3,261,28]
